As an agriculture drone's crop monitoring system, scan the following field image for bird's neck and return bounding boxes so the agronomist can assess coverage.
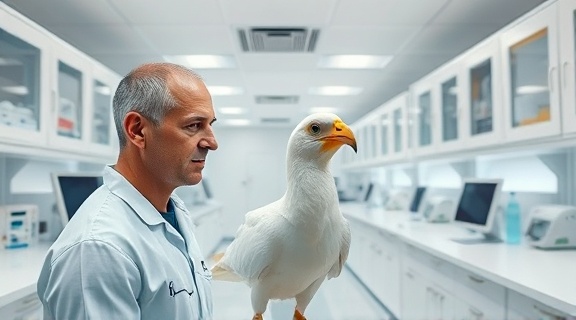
[283,159,339,228]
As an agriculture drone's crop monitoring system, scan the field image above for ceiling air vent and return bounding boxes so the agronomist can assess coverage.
[255,95,299,104]
[238,28,320,52]
[260,117,291,124]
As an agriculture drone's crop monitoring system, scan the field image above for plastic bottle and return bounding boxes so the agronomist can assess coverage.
[505,192,522,244]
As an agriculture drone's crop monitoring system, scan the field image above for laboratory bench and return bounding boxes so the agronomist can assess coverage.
[0,201,223,319]
[341,202,576,319]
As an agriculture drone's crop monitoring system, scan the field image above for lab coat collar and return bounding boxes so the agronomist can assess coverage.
[103,165,166,227]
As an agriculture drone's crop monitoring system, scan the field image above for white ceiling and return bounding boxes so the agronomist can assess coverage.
[1,0,548,127]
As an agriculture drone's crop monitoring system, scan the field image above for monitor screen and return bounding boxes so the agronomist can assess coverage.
[452,178,503,241]
[409,187,427,212]
[52,173,103,226]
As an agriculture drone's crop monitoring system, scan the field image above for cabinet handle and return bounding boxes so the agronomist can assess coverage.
[548,66,556,93]
[52,90,57,113]
[533,304,565,320]
[563,61,569,88]
[468,275,485,283]
[405,271,414,279]
[469,307,483,318]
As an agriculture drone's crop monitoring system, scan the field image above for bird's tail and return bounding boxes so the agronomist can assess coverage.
[210,252,244,282]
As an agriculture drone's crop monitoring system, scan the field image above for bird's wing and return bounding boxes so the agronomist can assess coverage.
[327,217,351,279]
[212,199,284,283]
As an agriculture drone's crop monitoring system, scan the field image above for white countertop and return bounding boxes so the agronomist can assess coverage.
[340,202,576,316]
[0,243,50,308]
[0,201,223,309]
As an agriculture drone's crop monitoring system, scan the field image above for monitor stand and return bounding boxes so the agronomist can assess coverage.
[452,211,503,244]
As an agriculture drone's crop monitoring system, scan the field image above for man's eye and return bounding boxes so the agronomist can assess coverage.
[187,123,201,130]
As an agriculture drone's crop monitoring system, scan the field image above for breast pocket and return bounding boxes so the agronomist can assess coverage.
[195,269,213,319]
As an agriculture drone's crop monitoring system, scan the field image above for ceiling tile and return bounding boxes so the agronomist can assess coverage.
[401,25,499,55]
[91,54,165,75]
[237,54,317,72]
[138,26,236,54]
[108,0,225,25]
[2,0,124,25]
[332,0,449,26]
[218,0,336,25]
[433,0,548,25]
[317,26,420,54]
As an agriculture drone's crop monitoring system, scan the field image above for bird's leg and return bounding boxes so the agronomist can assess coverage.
[293,309,307,320]
[252,313,264,320]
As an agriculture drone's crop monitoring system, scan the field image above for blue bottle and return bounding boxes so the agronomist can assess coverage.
[505,192,522,244]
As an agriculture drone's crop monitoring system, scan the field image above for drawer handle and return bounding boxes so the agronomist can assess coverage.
[405,272,414,279]
[469,307,483,317]
[468,275,485,283]
[533,304,565,319]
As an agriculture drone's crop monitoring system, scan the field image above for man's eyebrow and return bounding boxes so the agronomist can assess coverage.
[210,118,217,125]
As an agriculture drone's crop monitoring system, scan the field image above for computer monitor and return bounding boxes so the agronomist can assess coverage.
[409,187,427,213]
[452,178,503,243]
[51,172,103,227]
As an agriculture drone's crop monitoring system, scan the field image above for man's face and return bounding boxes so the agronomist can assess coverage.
[144,78,218,189]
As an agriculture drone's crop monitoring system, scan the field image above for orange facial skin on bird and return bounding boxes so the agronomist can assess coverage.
[319,119,357,153]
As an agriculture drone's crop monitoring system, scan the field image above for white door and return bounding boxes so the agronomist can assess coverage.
[560,0,576,135]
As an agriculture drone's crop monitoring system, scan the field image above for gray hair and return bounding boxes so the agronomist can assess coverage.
[112,62,202,148]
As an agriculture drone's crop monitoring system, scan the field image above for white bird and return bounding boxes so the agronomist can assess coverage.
[211,113,357,320]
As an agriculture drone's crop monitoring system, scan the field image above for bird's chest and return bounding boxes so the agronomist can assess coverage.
[284,220,340,268]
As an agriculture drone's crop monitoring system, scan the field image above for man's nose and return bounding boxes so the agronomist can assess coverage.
[200,129,218,150]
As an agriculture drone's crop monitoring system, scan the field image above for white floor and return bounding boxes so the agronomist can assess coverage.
[209,242,393,320]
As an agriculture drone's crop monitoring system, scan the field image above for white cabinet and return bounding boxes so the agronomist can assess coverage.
[500,2,562,142]
[0,6,51,146]
[560,0,576,136]
[401,267,427,320]
[192,205,224,255]
[451,267,506,320]
[384,92,409,163]
[435,59,466,154]
[0,292,42,320]
[507,290,572,320]
[0,2,120,161]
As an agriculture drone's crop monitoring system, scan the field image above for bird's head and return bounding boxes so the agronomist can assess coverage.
[287,113,357,166]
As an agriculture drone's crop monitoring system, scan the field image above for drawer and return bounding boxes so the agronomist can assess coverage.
[508,290,570,320]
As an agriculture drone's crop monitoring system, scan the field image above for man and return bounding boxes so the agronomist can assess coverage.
[37,63,218,319]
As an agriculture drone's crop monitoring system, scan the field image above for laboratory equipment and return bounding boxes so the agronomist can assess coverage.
[409,187,427,214]
[422,196,454,223]
[51,172,103,226]
[385,190,410,211]
[451,178,504,243]
[505,192,522,244]
[0,204,39,249]
[526,205,576,249]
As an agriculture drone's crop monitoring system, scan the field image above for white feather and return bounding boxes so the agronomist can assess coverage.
[211,113,353,316]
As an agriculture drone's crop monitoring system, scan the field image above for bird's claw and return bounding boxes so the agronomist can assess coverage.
[293,309,307,320]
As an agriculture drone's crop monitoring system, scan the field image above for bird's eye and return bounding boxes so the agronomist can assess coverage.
[310,123,321,135]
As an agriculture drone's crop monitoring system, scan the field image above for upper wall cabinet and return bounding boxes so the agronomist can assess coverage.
[560,0,576,135]
[386,92,409,162]
[434,59,465,153]
[0,7,51,147]
[460,36,504,149]
[0,3,120,161]
[500,2,561,142]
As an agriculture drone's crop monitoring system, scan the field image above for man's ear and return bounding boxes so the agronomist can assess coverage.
[123,111,147,149]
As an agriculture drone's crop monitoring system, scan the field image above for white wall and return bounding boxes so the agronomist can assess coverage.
[205,127,293,237]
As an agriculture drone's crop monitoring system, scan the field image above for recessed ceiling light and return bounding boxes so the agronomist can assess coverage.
[318,55,393,69]
[224,119,251,126]
[310,107,338,114]
[163,55,236,69]
[207,86,244,96]
[219,107,246,115]
[309,86,363,96]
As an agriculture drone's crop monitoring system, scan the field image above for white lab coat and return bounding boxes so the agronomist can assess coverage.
[37,166,213,319]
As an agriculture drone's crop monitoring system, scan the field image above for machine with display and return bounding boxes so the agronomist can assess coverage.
[422,196,454,223]
[51,172,104,227]
[526,205,576,249]
[451,178,504,244]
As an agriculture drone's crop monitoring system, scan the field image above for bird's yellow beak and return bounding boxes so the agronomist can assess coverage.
[320,119,358,153]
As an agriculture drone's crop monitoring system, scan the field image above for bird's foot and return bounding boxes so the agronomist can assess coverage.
[293,309,307,320]
[252,313,264,320]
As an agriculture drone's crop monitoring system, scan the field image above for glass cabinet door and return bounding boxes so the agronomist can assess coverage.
[560,0,576,135]
[393,108,402,154]
[509,29,550,128]
[501,3,560,141]
[0,28,40,132]
[0,8,50,144]
[441,76,458,142]
[470,59,493,136]
[57,61,83,139]
[92,79,112,145]
[418,91,432,147]
[381,114,389,157]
